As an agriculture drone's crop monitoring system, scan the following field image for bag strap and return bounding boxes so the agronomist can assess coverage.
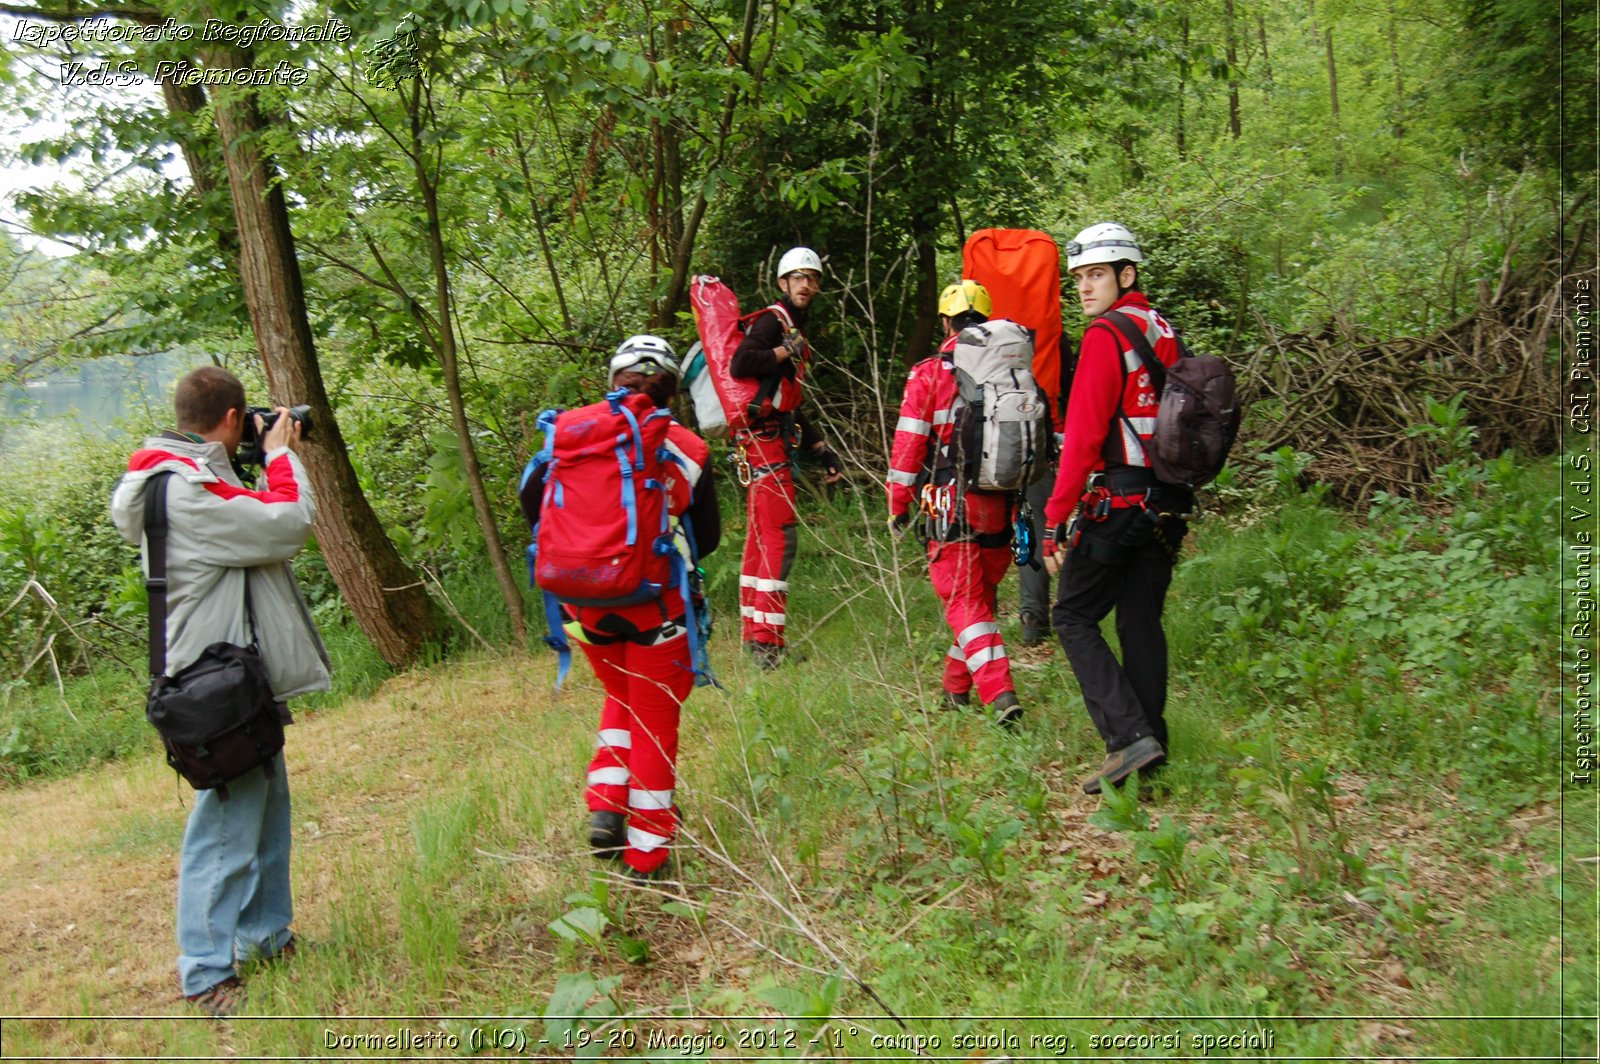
[742,305,798,424]
[1096,311,1171,463]
[142,470,258,678]
[142,473,174,678]
[1099,310,1167,394]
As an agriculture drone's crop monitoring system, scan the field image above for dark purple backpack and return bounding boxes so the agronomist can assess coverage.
[1101,311,1242,489]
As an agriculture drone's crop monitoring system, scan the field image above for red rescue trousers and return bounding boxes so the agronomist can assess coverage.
[739,432,797,647]
[928,540,1016,705]
[579,632,693,874]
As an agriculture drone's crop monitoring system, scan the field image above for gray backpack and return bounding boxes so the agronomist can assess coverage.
[945,319,1052,493]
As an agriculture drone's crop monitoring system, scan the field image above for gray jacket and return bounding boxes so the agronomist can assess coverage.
[110,434,332,700]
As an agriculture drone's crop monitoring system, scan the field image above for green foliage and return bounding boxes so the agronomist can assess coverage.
[0,428,140,690]
[1450,0,1597,177]
[548,874,649,965]
[1180,448,1559,829]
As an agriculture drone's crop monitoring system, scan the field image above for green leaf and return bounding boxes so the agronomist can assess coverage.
[757,986,810,1017]
[548,906,609,944]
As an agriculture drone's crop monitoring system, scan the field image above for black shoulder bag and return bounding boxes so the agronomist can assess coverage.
[143,472,285,799]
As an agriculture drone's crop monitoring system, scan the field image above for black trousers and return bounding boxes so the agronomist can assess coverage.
[1051,506,1186,753]
[1017,470,1055,624]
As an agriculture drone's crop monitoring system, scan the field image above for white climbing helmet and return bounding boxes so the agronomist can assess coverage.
[776,246,823,279]
[609,334,679,379]
[1066,222,1143,271]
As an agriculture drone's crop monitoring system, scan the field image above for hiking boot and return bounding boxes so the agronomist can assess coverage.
[940,689,971,711]
[1081,736,1166,795]
[184,975,244,1019]
[991,690,1024,729]
[266,932,311,965]
[587,811,625,859]
[1019,612,1049,648]
[748,643,787,670]
[239,931,307,969]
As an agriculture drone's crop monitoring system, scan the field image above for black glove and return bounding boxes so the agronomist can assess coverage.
[781,331,807,360]
[816,446,842,477]
[888,512,911,537]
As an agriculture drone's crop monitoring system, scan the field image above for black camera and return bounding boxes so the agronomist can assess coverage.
[237,404,314,465]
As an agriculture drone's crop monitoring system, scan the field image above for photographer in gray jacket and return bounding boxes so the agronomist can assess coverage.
[110,366,329,1017]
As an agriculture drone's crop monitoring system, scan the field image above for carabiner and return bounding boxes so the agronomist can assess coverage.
[733,442,753,487]
[1013,500,1036,567]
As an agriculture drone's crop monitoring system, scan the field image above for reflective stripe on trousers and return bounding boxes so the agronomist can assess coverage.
[740,443,797,647]
[929,540,1015,704]
[578,631,693,874]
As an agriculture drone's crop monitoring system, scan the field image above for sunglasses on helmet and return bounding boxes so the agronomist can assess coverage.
[1065,237,1136,257]
[613,356,675,378]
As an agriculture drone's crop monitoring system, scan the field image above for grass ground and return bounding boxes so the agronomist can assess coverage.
[0,458,1593,1059]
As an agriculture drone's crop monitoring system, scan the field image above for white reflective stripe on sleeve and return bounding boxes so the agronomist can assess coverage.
[595,728,632,749]
[947,644,966,662]
[750,611,787,626]
[628,787,674,811]
[740,605,756,618]
[956,621,1001,648]
[662,438,704,486]
[966,644,1009,671]
[627,826,672,852]
[932,409,955,425]
[1119,306,1154,336]
[887,470,917,486]
[587,766,630,787]
[895,416,932,435]
[751,578,788,593]
[740,574,759,588]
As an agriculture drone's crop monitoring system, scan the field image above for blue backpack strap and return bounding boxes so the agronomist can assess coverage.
[614,445,638,545]
[609,388,646,469]
[669,550,717,689]
[543,590,573,689]
[673,513,718,689]
[524,409,561,586]
[521,412,559,491]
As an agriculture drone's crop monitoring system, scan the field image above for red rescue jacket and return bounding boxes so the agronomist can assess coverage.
[1044,291,1182,528]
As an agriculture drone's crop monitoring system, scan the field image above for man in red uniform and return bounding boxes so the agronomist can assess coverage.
[519,336,721,878]
[730,246,842,669]
[886,280,1024,727]
[1041,224,1191,793]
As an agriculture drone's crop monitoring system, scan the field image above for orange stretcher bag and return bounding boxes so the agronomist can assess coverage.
[962,228,1064,429]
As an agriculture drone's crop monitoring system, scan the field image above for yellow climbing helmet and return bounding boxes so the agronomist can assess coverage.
[938,279,992,320]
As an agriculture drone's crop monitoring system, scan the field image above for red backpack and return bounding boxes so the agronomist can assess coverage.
[688,275,807,434]
[962,229,1065,426]
[529,388,676,603]
[521,389,711,686]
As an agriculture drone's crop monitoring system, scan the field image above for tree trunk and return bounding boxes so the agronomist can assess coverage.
[1388,6,1405,138]
[1177,13,1189,160]
[903,72,941,364]
[661,0,761,321]
[1224,0,1241,139]
[1257,11,1274,91]
[201,38,443,667]
[1326,27,1342,175]
[406,79,527,643]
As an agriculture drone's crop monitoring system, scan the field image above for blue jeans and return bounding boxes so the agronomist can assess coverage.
[176,754,293,995]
